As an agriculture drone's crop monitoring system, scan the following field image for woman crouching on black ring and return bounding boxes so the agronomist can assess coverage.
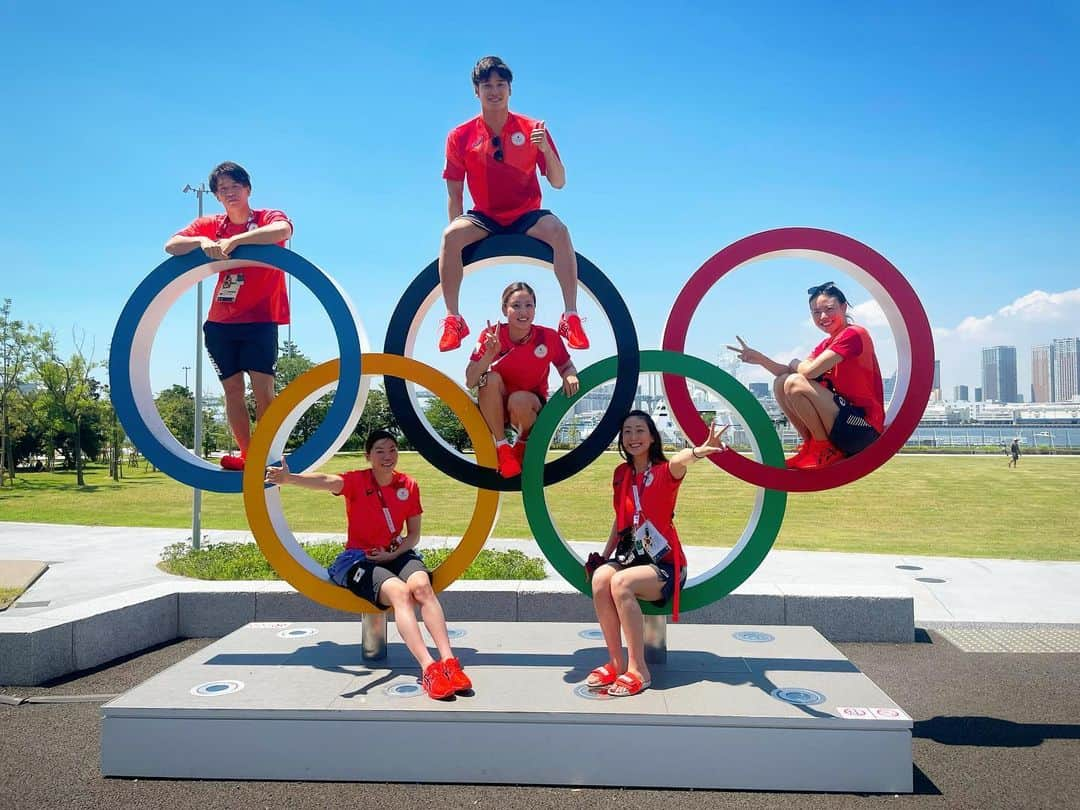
[264,429,470,701]
[584,410,728,697]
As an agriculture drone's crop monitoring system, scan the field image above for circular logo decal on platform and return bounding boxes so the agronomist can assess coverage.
[578,628,605,640]
[771,687,826,706]
[277,627,318,638]
[385,682,424,699]
[573,684,614,701]
[191,680,245,697]
[733,630,775,643]
[511,131,526,147]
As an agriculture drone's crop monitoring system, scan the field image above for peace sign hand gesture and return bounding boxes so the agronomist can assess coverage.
[694,422,730,458]
[725,335,767,367]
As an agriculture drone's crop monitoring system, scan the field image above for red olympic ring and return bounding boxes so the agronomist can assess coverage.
[661,227,934,493]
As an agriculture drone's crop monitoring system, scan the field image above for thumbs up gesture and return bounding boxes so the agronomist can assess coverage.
[530,120,550,154]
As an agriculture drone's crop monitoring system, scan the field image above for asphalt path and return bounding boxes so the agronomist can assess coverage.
[3,628,1079,809]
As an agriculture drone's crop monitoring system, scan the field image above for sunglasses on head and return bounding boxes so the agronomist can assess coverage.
[491,135,503,162]
[807,281,837,297]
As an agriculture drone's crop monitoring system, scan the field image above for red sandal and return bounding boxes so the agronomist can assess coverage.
[607,672,650,697]
[586,663,619,688]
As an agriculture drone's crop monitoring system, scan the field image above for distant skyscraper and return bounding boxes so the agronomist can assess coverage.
[749,382,770,398]
[882,372,897,403]
[981,346,1018,403]
[953,384,969,402]
[975,387,983,402]
[1052,337,1080,401]
[1032,344,1055,403]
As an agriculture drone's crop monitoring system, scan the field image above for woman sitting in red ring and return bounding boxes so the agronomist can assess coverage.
[465,281,580,477]
[728,281,885,470]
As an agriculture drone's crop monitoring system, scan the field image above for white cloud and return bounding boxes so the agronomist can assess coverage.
[933,288,1080,396]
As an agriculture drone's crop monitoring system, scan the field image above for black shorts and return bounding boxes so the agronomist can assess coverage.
[203,321,279,381]
[342,551,429,607]
[828,392,881,456]
[601,539,687,608]
[460,208,552,235]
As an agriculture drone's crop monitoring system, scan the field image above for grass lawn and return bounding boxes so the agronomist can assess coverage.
[1,453,1077,560]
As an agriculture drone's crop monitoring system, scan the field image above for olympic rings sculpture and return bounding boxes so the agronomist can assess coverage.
[110,227,933,615]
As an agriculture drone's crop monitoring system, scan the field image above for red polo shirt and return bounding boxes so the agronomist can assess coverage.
[176,208,292,324]
[336,469,423,552]
[443,112,559,226]
[469,324,570,399]
[810,324,885,433]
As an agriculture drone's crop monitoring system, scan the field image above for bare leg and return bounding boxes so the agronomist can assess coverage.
[220,373,251,453]
[249,370,275,420]
[379,578,435,670]
[782,374,840,441]
[526,214,578,313]
[611,567,664,683]
[477,371,508,439]
[438,219,489,316]
[407,571,454,661]
[506,391,542,440]
[774,373,811,443]
[590,565,625,680]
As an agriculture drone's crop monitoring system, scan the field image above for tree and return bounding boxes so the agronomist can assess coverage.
[0,300,44,485]
[155,385,195,448]
[32,330,100,486]
[424,397,470,451]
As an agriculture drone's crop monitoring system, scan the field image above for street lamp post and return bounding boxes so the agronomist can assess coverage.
[182,365,190,390]
[182,183,208,550]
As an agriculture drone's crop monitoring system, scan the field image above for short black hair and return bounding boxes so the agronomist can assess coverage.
[472,56,513,88]
[364,428,399,454]
[209,161,251,193]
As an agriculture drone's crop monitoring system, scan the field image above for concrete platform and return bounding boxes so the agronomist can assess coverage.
[101,621,912,792]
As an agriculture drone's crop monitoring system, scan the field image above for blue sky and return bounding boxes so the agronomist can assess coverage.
[3,1,1078,404]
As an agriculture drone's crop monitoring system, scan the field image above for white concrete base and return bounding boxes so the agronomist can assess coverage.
[101,622,912,792]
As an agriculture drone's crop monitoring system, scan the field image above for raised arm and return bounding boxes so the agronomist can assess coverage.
[668,422,729,480]
[726,335,800,378]
[532,121,565,189]
[465,322,500,388]
[264,456,344,494]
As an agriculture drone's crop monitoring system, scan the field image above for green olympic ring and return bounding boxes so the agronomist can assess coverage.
[521,350,788,614]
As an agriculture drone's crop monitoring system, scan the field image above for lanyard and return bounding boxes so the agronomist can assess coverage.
[215,211,259,239]
[629,464,650,528]
[370,472,398,535]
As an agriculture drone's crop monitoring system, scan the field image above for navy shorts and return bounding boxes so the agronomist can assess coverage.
[460,208,553,235]
[828,392,880,456]
[203,321,278,381]
[341,551,429,608]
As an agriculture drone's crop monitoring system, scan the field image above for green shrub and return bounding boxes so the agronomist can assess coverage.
[160,541,546,581]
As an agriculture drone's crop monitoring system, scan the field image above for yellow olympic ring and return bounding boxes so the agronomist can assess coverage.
[243,353,500,613]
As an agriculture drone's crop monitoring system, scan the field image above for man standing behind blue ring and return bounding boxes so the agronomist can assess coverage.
[164,161,293,471]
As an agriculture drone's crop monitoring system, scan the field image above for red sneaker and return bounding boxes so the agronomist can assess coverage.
[784,442,813,469]
[437,315,470,352]
[220,453,246,471]
[497,443,522,478]
[808,442,845,469]
[513,439,527,466]
[787,439,828,470]
[422,661,455,700]
[558,313,590,350]
[441,657,473,694]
